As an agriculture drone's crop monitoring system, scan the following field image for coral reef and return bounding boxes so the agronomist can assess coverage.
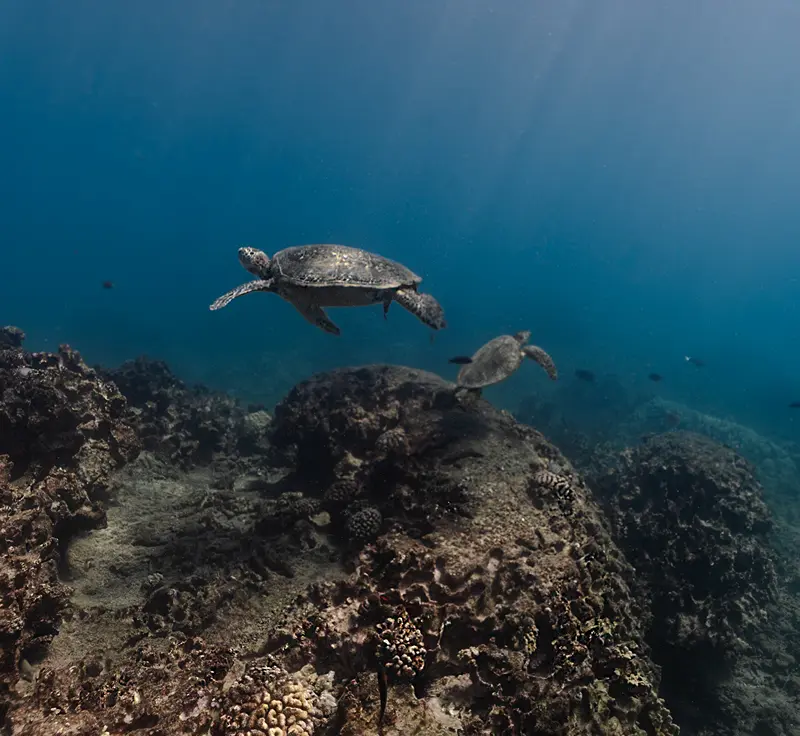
[589,431,779,732]
[2,360,683,735]
[511,368,800,736]
[0,332,140,720]
[14,638,235,734]
[10,639,337,736]
[707,512,800,736]
[622,397,800,521]
[516,387,800,527]
[515,373,647,453]
[0,327,24,349]
[98,356,271,481]
[263,365,678,734]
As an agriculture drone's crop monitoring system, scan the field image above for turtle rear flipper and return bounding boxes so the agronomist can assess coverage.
[522,344,558,380]
[209,279,274,310]
[382,295,392,320]
[393,288,446,330]
[289,296,341,335]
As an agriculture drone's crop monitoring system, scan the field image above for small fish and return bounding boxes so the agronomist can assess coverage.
[575,369,595,383]
[684,356,705,368]
[102,280,114,289]
[789,401,800,409]
[448,356,473,365]
[648,373,663,382]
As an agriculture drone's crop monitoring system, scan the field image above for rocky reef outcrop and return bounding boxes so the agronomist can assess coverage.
[4,362,681,735]
[0,327,25,350]
[98,356,271,481]
[0,329,140,721]
[621,397,800,523]
[589,431,779,732]
[258,366,678,734]
[517,387,800,525]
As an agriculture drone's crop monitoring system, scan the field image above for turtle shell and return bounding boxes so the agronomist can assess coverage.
[457,335,524,389]
[272,244,421,289]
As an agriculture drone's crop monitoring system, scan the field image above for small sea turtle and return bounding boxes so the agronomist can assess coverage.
[450,331,558,394]
[210,245,446,336]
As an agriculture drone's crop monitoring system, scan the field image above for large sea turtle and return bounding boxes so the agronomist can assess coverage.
[450,331,558,395]
[209,245,446,336]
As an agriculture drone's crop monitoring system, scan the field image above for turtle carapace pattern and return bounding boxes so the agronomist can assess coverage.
[209,245,446,336]
[454,331,558,394]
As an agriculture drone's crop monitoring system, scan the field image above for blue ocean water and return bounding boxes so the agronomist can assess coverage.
[2,0,800,442]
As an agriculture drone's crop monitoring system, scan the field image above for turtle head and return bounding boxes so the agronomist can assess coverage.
[238,247,271,278]
[513,330,531,344]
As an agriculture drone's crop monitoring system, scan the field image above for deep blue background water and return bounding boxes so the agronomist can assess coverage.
[2,0,800,440]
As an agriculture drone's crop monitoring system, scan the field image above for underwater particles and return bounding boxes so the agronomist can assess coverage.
[209,244,446,335]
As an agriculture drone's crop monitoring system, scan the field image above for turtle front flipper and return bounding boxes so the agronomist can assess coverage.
[209,279,274,310]
[292,300,341,336]
[522,345,558,380]
[393,288,446,330]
